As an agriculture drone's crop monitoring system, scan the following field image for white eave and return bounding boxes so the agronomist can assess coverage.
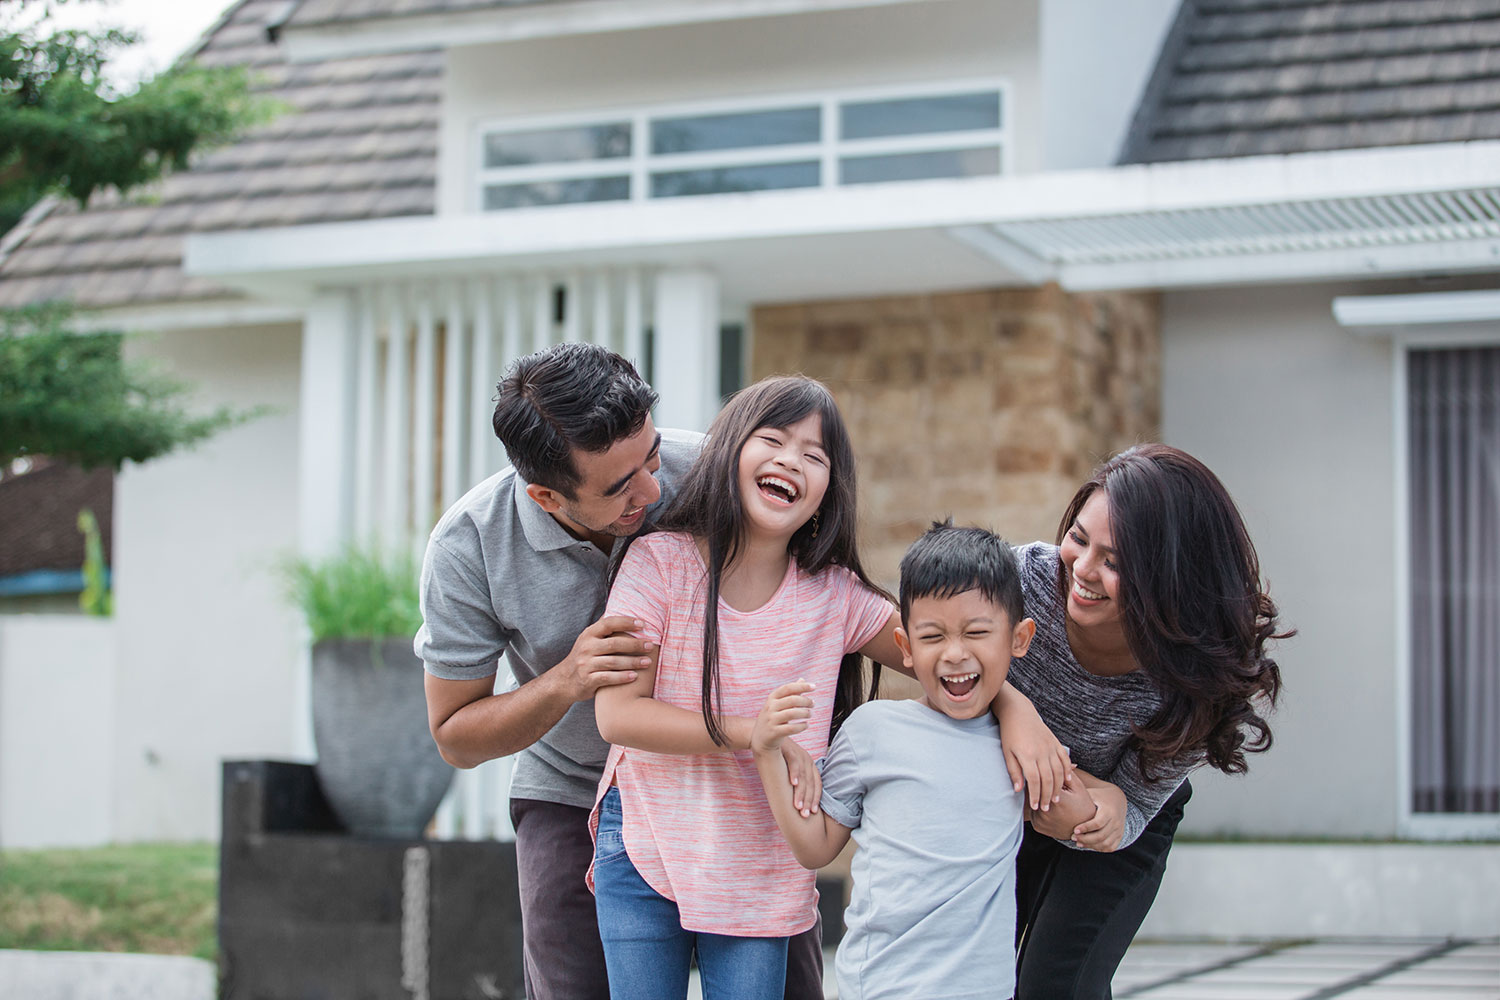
[277,0,948,62]
[184,141,1500,303]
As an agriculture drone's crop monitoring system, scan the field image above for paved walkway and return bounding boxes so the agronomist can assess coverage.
[687,938,1500,999]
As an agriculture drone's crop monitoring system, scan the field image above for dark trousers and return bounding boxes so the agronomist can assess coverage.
[510,798,824,1000]
[1014,780,1192,1000]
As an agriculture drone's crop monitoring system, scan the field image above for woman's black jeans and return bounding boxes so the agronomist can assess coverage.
[1014,780,1192,999]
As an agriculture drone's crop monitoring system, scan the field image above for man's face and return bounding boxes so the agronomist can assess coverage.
[530,416,663,544]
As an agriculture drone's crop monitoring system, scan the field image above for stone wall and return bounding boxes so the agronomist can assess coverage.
[751,284,1161,588]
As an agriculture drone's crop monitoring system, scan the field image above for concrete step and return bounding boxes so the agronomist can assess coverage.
[0,950,214,1000]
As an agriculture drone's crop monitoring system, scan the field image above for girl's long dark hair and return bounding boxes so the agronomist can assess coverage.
[1056,444,1292,780]
[624,375,885,745]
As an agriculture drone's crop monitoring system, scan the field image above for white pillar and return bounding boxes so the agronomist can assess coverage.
[651,268,720,432]
[298,290,358,557]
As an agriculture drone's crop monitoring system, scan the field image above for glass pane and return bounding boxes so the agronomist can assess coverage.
[839,147,999,185]
[482,176,631,210]
[650,107,820,155]
[483,123,631,167]
[650,161,820,198]
[840,92,1000,140]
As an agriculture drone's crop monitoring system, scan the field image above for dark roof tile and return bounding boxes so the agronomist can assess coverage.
[0,0,440,308]
[1123,0,1500,162]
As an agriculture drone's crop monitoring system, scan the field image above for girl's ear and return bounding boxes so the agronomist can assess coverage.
[1010,617,1037,658]
[893,625,915,668]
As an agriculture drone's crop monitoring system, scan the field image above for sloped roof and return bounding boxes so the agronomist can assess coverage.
[1121,0,1500,164]
[288,0,563,26]
[0,459,113,579]
[0,0,440,310]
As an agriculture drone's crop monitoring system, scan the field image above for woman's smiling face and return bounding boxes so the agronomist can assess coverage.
[1059,490,1123,631]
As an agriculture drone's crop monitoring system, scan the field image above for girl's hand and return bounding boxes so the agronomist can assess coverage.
[751,680,815,756]
[780,740,822,818]
[1072,783,1127,852]
[995,685,1073,812]
[1025,771,1094,840]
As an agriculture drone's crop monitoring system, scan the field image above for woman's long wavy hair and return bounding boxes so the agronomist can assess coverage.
[1056,444,1291,780]
[631,375,885,746]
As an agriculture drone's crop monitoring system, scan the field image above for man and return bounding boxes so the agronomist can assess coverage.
[416,343,823,1000]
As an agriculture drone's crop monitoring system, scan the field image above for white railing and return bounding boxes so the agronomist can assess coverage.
[338,267,654,841]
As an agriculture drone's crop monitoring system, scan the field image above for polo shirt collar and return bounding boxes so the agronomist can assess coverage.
[514,474,593,553]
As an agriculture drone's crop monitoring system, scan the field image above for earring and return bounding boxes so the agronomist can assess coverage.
[810,511,820,539]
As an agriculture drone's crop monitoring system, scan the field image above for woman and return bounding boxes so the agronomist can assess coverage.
[998,444,1289,999]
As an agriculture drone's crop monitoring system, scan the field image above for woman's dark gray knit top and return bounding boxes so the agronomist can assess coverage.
[1010,542,1196,848]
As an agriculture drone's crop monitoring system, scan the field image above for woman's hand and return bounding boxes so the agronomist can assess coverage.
[994,683,1073,812]
[1072,781,1126,852]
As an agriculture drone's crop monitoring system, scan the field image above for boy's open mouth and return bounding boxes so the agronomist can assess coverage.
[939,672,979,698]
[756,475,799,505]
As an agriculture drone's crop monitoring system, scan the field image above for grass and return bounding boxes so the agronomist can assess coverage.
[0,843,217,960]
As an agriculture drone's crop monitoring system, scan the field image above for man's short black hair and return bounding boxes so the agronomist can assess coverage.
[899,520,1024,627]
[491,343,659,497]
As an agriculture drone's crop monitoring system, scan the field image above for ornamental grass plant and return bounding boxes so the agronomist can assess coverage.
[283,546,422,645]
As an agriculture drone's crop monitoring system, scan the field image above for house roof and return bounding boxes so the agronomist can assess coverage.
[286,0,564,27]
[1120,0,1500,164]
[0,459,113,579]
[0,0,440,311]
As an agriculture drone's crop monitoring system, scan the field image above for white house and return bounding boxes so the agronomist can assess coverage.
[1,0,1497,937]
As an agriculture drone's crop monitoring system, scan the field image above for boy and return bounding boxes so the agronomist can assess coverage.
[752,523,1038,1000]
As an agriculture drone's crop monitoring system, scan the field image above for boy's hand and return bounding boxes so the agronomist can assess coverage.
[780,740,822,818]
[751,680,815,756]
[1072,783,1126,852]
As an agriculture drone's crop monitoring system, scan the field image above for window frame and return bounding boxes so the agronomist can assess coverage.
[471,77,1010,212]
[1393,322,1500,840]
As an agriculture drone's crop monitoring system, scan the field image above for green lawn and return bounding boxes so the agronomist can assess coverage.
[0,843,217,960]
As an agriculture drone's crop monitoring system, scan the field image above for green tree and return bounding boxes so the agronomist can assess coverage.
[1,0,263,234]
[0,302,261,470]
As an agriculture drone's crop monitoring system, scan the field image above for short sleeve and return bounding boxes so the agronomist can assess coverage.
[604,537,671,645]
[415,535,509,680]
[817,721,865,830]
[840,574,896,654]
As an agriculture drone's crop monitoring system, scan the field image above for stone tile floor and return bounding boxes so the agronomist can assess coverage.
[687,938,1500,999]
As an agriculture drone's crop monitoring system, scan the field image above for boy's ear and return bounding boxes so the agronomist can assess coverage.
[1011,617,1037,658]
[893,625,915,668]
[525,482,565,514]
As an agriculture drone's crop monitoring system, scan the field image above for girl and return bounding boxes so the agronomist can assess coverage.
[997,444,1290,998]
[590,375,901,1000]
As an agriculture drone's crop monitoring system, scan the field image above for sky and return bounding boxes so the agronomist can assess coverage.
[25,0,238,89]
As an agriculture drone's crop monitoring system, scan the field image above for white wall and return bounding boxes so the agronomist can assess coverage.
[1161,283,1399,839]
[438,0,1041,214]
[1038,0,1179,169]
[111,322,304,841]
[0,616,115,848]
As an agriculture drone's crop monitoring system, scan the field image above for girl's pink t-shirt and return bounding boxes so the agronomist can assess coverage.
[589,531,893,937]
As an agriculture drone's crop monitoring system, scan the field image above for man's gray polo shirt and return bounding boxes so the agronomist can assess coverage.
[414,428,702,810]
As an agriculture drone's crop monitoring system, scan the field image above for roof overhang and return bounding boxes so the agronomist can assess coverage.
[277,0,946,62]
[184,141,1500,304]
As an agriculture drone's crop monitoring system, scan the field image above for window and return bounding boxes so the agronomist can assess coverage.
[1408,345,1500,816]
[476,81,1006,211]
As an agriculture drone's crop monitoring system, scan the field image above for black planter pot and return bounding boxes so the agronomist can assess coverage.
[311,637,454,837]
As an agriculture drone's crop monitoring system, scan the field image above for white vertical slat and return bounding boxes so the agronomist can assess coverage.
[623,268,645,373]
[532,274,554,348]
[562,270,583,343]
[469,277,496,487]
[352,288,379,542]
[433,785,459,839]
[412,291,437,542]
[592,269,613,349]
[382,289,411,544]
[501,275,524,366]
[462,762,486,839]
[487,756,516,839]
[441,279,467,509]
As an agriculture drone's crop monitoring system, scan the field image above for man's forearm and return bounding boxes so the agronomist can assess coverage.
[427,669,577,768]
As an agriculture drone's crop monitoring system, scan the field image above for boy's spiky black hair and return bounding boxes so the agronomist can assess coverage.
[898,520,1024,626]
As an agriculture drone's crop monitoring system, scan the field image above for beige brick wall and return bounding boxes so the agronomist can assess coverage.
[752,284,1161,590]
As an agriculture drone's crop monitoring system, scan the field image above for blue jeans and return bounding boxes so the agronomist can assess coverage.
[593,787,789,1000]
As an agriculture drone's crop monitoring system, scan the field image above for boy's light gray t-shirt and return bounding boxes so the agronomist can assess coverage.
[819,698,1024,1000]
[413,428,701,810]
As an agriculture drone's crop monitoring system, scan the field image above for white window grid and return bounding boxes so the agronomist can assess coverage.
[472,77,1010,210]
